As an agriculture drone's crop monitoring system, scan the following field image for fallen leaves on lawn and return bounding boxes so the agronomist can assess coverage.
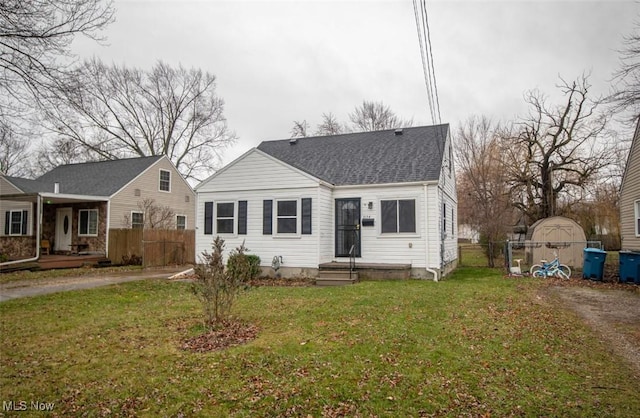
[182,321,259,352]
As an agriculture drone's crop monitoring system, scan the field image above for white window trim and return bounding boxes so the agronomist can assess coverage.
[176,214,187,230]
[274,198,301,237]
[8,210,26,236]
[635,200,640,237]
[215,201,236,235]
[78,209,99,237]
[131,211,144,229]
[378,198,420,238]
[159,169,171,193]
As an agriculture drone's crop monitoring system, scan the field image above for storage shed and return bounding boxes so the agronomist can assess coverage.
[525,216,587,268]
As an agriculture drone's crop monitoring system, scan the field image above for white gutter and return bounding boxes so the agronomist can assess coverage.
[424,184,439,282]
[0,194,41,267]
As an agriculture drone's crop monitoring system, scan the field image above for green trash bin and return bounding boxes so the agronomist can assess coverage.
[583,248,606,281]
[619,251,640,284]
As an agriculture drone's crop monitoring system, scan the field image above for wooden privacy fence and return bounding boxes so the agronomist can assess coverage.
[108,229,195,267]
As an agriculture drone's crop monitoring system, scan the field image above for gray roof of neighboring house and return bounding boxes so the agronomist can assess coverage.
[4,156,163,196]
[256,124,449,185]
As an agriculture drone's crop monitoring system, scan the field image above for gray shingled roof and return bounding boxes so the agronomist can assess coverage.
[3,177,52,194]
[257,124,449,185]
[5,156,163,196]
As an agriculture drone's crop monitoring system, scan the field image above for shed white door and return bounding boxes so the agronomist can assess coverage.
[55,207,72,252]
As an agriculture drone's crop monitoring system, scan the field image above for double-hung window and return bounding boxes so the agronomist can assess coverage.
[79,209,98,236]
[381,199,416,234]
[159,169,171,192]
[176,215,186,230]
[216,202,235,234]
[131,212,144,229]
[276,200,297,234]
[4,210,28,235]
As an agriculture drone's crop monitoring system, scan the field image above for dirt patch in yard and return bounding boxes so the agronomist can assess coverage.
[540,279,640,378]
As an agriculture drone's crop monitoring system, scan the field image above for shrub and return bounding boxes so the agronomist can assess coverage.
[192,237,250,330]
[228,252,261,281]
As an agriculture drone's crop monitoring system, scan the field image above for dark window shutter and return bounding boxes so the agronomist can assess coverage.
[263,200,272,235]
[302,198,312,235]
[21,210,28,235]
[238,201,248,235]
[4,212,9,235]
[204,202,213,235]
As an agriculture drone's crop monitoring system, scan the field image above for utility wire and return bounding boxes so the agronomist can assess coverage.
[412,0,441,125]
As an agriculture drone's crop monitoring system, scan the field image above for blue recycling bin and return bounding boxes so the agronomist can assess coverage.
[583,248,607,281]
[619,251,640,284]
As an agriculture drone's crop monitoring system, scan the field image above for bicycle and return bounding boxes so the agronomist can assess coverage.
[529,252,571,279]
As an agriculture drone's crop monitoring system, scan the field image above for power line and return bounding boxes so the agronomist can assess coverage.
[412,0,441,125]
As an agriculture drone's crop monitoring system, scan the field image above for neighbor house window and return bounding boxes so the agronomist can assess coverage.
[159,169,171,192]
[131,212,144,229]
[4,210,28,236]
[176,215,186,230]
[216,202,234,234]
[636,200,640,236]
[276,200,297,234]
[381,199,416,234]
[79,209,98,236]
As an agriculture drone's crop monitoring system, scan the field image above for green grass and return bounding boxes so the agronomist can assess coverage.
[1,269,639,416]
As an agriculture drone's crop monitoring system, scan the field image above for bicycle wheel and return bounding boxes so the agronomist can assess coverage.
[557,264,571,279]
[530,264,544,277]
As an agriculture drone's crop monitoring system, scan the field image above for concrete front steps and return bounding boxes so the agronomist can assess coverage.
[315,270,359,286]
[316,262,412,286]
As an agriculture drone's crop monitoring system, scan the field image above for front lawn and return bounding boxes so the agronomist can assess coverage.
[1,268,638,416]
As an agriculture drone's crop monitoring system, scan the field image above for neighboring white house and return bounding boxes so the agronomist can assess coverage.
[195,125,457,280]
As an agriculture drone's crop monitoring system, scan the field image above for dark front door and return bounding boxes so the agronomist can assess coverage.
[335,198,361,257]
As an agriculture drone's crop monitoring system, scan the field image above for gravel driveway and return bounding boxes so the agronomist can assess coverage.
[0,267,189,302]
[546,281,640,378]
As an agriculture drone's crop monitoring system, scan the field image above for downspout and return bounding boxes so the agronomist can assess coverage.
[424,184,439,282]
[0,194,41,267]
[105,200,110,258]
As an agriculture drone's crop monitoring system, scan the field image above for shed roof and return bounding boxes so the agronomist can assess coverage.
[256,124,449,186]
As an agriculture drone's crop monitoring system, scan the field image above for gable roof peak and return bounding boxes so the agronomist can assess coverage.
[258,124,449,185]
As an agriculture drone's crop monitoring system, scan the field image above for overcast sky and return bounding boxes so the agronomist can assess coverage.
[71,0,639,166]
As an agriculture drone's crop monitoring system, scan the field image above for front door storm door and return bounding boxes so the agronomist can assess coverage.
[335,198,361,257]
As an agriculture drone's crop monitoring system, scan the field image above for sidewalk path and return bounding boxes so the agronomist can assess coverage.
[0,267,189,302]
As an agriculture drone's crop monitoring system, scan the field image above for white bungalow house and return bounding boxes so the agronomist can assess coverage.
[195,125,457,281]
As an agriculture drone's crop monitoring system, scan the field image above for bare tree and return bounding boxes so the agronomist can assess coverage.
[455,116,513,266]
[608,24,640,123]
[0,116,29,176]
[290,120,310,138]
[0,0,115,109]
[42,59,236,181]
[349,100,413,131]
[122,198,175,229]
[504,76,612,224]
[315,112,345,136]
